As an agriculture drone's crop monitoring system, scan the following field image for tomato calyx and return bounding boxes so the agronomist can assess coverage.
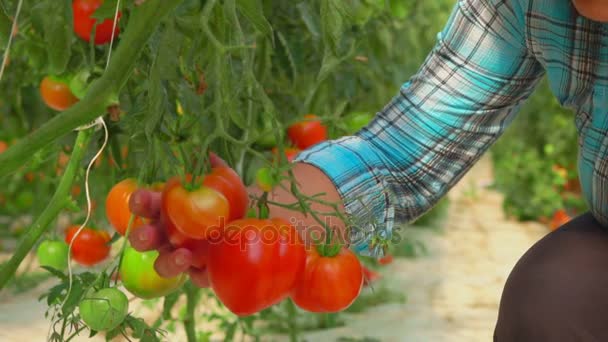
[316,243,342,258]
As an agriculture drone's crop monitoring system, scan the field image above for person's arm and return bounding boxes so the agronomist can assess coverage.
[293,0,544,257]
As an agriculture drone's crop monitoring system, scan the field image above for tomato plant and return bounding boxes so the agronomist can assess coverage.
[119,245,187,299]
[79,287,128,331]
[64,226,111,266]
[207,218,306,316]
[39,76,79,111]
[72,0,121,45]
[291,246,363,313]
[287,115,328,150]
[36,239,69,271]
[105,178,146,236]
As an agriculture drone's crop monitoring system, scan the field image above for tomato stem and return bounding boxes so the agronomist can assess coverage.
[0,0,184,178]
[183,282,199,342]
[0,129,93,289]
[257,192,270,219]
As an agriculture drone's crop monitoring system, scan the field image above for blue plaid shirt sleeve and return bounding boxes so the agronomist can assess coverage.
[295,0,544,257]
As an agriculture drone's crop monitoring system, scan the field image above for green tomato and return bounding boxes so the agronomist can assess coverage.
[345,112,374,133]
[37,240,69,271]
[119,246,187,299]
[79,288,128,332]
[255,167,277,192]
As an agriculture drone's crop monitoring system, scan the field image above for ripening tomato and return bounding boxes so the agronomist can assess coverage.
[40,76,79,111]
[207,218,306,316]
[106,178,146,236]
[119,245,187,299]
[72,0,122,45]
[202,167,249,222]
[79,288,128,331]
[161,177,230,240]
[287,114,328,149]
[291,246,363,313]
[256,167,277,192]
[64,226,111,266]
[0,141,7,153]
[37,240,69,271]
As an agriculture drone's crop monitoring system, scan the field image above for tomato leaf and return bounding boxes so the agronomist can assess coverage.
[236,0,272,36]
[32,1,72,74]
[320,0,344,55]
[91,0,123,20]
[40,265,68,280]
[61,281,84,316]
[296,2,320,39]
[276,31,297,84]
[145,57,168,140]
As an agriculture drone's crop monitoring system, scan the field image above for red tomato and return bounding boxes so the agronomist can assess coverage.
[161,177,230,240]
[0,141,7,153]
[550,209,571,231]
[105,178,146,236]
[40,76,79,111]
[287,114,328,149]
[207,218,306,316]
[378,254,394,265]
[291,247,363,313]
[64,226,111,266]
[202,167,248,222]
[73,0,121,45]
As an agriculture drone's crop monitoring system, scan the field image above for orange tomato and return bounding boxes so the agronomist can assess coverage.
[40,76,79,111]
[106,179,146,236]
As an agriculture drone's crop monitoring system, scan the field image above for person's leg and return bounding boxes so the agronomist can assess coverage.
[494,212,608,341]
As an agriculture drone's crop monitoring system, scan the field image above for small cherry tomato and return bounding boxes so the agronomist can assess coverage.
[105,178,146,236]
[64,226,111,266]
[161,177,230,240]
[0,141,7,153]
[37,240,69,271]
[119,245,187,299]
[255,167,277,192]
[291,246,363,313]
[79,288,128,331]
[287,114,328,149]
[207,218,306,316]
[40,76,79,111]
[72,0,122,45]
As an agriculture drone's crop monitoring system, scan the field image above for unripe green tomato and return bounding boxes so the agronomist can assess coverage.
[79,288,128,332]
[255,167,276,192]
[345,112,374,133]
[37,240,69,271]
[119,245,187,299]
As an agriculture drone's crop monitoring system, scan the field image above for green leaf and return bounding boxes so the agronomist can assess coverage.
[145,59,168,140]
[276,31,297,84]
[297,2,320,38]
[236,0,272,36]
[32,1,72,74]
[40,265,67,280]
[320,0,346,55]
[61,281,84,316]
[92,0,123,20]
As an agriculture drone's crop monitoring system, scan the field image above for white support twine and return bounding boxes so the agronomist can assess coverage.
[49,1,122,337]
[0,0,24,83]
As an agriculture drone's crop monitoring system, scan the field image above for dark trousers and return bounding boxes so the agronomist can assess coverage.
[494,212,608,341]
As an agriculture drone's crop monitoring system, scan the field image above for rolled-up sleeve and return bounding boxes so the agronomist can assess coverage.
[296,0,544,257]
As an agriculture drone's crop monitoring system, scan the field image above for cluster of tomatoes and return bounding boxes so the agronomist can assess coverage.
[103,160,364,315]
[40,0,121,112]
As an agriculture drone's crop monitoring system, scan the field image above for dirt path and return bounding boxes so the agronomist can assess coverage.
[0,155,548,341]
